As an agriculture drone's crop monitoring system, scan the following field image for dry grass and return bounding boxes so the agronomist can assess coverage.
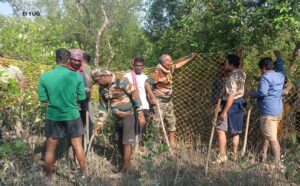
[0,136,296,186]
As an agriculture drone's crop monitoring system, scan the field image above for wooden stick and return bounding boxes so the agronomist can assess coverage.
[205,99,221,176]
[83,123,87,153]
[241,106,252,157]
[86,111,90,160]
[86,134,95,158]
[156,101,173,155]
[134,111,140,152]
[86,111,90,146]
[134,134,139,152]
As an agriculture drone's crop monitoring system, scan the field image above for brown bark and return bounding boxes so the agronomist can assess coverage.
[105,38,115,68]
[94,5,109,67]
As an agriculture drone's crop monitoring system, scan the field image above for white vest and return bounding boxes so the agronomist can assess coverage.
[125,72,149,110]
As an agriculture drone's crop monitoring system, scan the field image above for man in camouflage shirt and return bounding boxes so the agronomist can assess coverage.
[215,54,246,163]
[148,53,197,148]
[91,68,145,172]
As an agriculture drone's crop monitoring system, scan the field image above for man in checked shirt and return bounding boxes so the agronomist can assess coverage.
[91,68,146,173]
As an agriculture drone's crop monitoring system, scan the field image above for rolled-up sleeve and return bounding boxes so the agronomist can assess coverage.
[122,77,142,110]
[97,95,108,124]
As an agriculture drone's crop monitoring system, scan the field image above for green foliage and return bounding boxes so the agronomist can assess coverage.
[0,17,79,65]
[145,0,300,59]
[285,142,300,184]
[139,123,171,185]
[0,140,28,158]
[0,60,49,136]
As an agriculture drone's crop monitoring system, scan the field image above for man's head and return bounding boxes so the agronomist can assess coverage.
[225,54,240,71]
[133,57,145,75]
[159,54,173,70]
[258,57,274,74]
[83,53,91,65]
[91,68,113,86]
[70,49,83,70]
[217,62,230,78]
[55,48,70,65]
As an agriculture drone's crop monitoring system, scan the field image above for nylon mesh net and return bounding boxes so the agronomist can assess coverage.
[166,50,300,149]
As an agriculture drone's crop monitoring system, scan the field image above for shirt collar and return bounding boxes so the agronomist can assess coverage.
[55,65,68,69]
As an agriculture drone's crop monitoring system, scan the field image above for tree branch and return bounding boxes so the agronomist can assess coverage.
[94,5,109,67]
[105,37,115,68]
[76,0,95,36]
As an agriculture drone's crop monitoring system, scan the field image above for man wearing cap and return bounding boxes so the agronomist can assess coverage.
[69,49,91,132]
[92,68,146,172]
[147,53,197,148]
[38,48,86,179]
[82,53,94,137]
[252,51,285,166]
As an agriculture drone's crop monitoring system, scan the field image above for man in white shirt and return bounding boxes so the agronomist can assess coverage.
[125,57,156,145]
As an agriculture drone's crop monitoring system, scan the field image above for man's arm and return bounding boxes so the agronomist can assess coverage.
[220,95,234,121]
[38,77,48,102]
[252,76,270,99]
[94,96,108,135]
[122,77,142,109]
[122,77,146,127]
[174,53,197,69]
[145,81,157,105]
[273,50,285,74]
[219,76,236,121]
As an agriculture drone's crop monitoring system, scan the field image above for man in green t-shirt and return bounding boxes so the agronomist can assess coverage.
[38,48,86,179]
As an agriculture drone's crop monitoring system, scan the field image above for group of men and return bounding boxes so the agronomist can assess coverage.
[38,47,197,179]
[213,50,285,169]
[91,53,197,173]
[37,45,291,179]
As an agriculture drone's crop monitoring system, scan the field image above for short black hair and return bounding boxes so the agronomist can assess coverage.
[258,57,274,70]
[55,48,70,64]
[133,57,144,64]
[83,53,91,63]
[226,54,240,68]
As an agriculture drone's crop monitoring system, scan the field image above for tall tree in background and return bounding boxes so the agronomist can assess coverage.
[0,0,154,68]
[144,0,300,58]
[144,0,191,42]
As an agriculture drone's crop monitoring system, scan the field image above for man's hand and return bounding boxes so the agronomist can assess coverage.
[137,111,146,128]
[93,122,103,136]
[189,52,197,60]
[214,103,222,113]
[149,97,157,105]
[273,50,281,58]
[219,111,227,122]
[85,88,91,98]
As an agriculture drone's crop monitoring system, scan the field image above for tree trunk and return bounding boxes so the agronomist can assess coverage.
[94,5,109,67]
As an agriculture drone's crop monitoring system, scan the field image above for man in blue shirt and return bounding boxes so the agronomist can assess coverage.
[252,50,285,165]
